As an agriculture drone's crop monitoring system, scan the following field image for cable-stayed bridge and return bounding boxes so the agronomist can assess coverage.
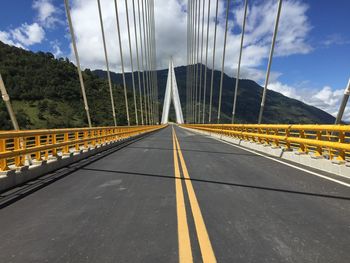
[0,0,350,262]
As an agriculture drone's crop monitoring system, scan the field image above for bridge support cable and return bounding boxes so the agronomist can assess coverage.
[125,0,139,125]
[196,0,201,123]
[142,0,152,124]
[64,0,92,128]
[146,0,154,124]
[0,74,33,165]
[188,0,194,123]
[114,0,130,126]
[141,0,151,125]
[208,0,219,123]
[0,74,19,130]
[147,0,156,124]
[187,0,192,123]
[153,1,159,123]
[186,0,193,123]
[335,78,350,124]
[202,0,211,123]
[145,0,152,124]
[137,0,148,125]
[231,0,248,124]
[97,0,117,127]
[186,0,190,122]
[189,0,194,123]
[198,0,206,123]
[192,0,196,123]
[193,0,198,123]
[217,0,231,123]
[258,0,283,124]
[194,0,201,123]
[150,0,158,123]
[132,0,144,125]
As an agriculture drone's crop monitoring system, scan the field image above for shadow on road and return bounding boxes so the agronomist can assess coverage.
[128,146,258,157]
[81,167,350,201]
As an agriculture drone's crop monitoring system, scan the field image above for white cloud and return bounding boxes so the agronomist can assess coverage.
[268,81,350,121]
[66,0,312,84]
[11,23,45,46]
[0,0,63,49]
[268,81,302,100]
[0,22,45,48]
[32,0,62,28]
[0,31,25,48]
[321,33,350,47]
[50,40,63,57]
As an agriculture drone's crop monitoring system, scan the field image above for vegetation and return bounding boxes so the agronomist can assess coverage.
[0,41,138,130]
[0,40,334,130]
[95,65,336,124]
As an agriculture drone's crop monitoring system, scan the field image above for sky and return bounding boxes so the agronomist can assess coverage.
[0,0,350,120]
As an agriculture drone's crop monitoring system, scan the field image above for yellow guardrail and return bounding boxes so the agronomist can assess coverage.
[182,124,350,162]
[0,125,165,171]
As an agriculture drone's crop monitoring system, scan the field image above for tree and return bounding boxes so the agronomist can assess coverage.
[38,100,48,112]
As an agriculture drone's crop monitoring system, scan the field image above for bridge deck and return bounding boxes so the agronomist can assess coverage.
[0,125,349,262]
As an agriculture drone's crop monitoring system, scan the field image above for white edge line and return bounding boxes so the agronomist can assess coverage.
[183,128,350,188]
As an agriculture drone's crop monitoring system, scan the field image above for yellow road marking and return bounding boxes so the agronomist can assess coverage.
[173,128,217,263]
[172,127,193,263]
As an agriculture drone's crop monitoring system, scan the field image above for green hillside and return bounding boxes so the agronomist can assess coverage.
[0,40,335,130]
[0,41,138,130]
[94,65,335,124]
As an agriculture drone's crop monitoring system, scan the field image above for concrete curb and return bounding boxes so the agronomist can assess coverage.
[0,129,161,194]
[182,127,350,179]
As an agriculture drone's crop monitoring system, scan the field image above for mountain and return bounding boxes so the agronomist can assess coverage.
[0,41,139,130]
[0,40,335,130]
[94,65,335,124]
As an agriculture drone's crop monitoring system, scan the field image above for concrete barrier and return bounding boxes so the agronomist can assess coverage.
[182,127,350,179]
[0,131,156,194]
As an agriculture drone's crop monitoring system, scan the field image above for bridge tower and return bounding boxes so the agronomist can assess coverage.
[161,59,184,124]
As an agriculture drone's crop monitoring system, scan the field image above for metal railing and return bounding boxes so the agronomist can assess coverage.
[0,125,164,171]
[182,124,350,162]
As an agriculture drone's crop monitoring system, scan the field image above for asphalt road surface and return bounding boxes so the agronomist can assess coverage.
[0,125,349,262]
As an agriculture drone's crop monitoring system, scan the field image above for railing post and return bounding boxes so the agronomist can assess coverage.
[0,139,9,171]
[298,130,307,153]
[337,131,345,161]
[84,131,89,149]
[97,130,101,145]
[52,134,57,156]
[35,135,41,161]
[63,133,69,154]
[44,135,50,160]
[91,130,96,147]
[105,129,109,144]
[75,131,80,152]
[257,127,262,144]
[102,129,106,144]
[285,127,291,150]
[14,137,23,167]
[21,137,27,165]
[326,130,333,159]
[273,128,279,147]
[244,126,251,142]
[241,126,246,141]
[113,128,118,141]
[314,130,322,157]
[265,127,270,145]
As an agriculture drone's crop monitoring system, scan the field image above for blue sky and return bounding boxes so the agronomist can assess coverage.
[0,0,349,119]
[274,0,350,89]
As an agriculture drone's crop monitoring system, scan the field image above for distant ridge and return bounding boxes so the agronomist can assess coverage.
[0,41,335,130]
[94,65,335,124]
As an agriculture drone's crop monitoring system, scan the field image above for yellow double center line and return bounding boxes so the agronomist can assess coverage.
[172,126,216,263]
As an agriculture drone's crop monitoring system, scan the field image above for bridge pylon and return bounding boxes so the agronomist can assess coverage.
[161,59,184,124]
